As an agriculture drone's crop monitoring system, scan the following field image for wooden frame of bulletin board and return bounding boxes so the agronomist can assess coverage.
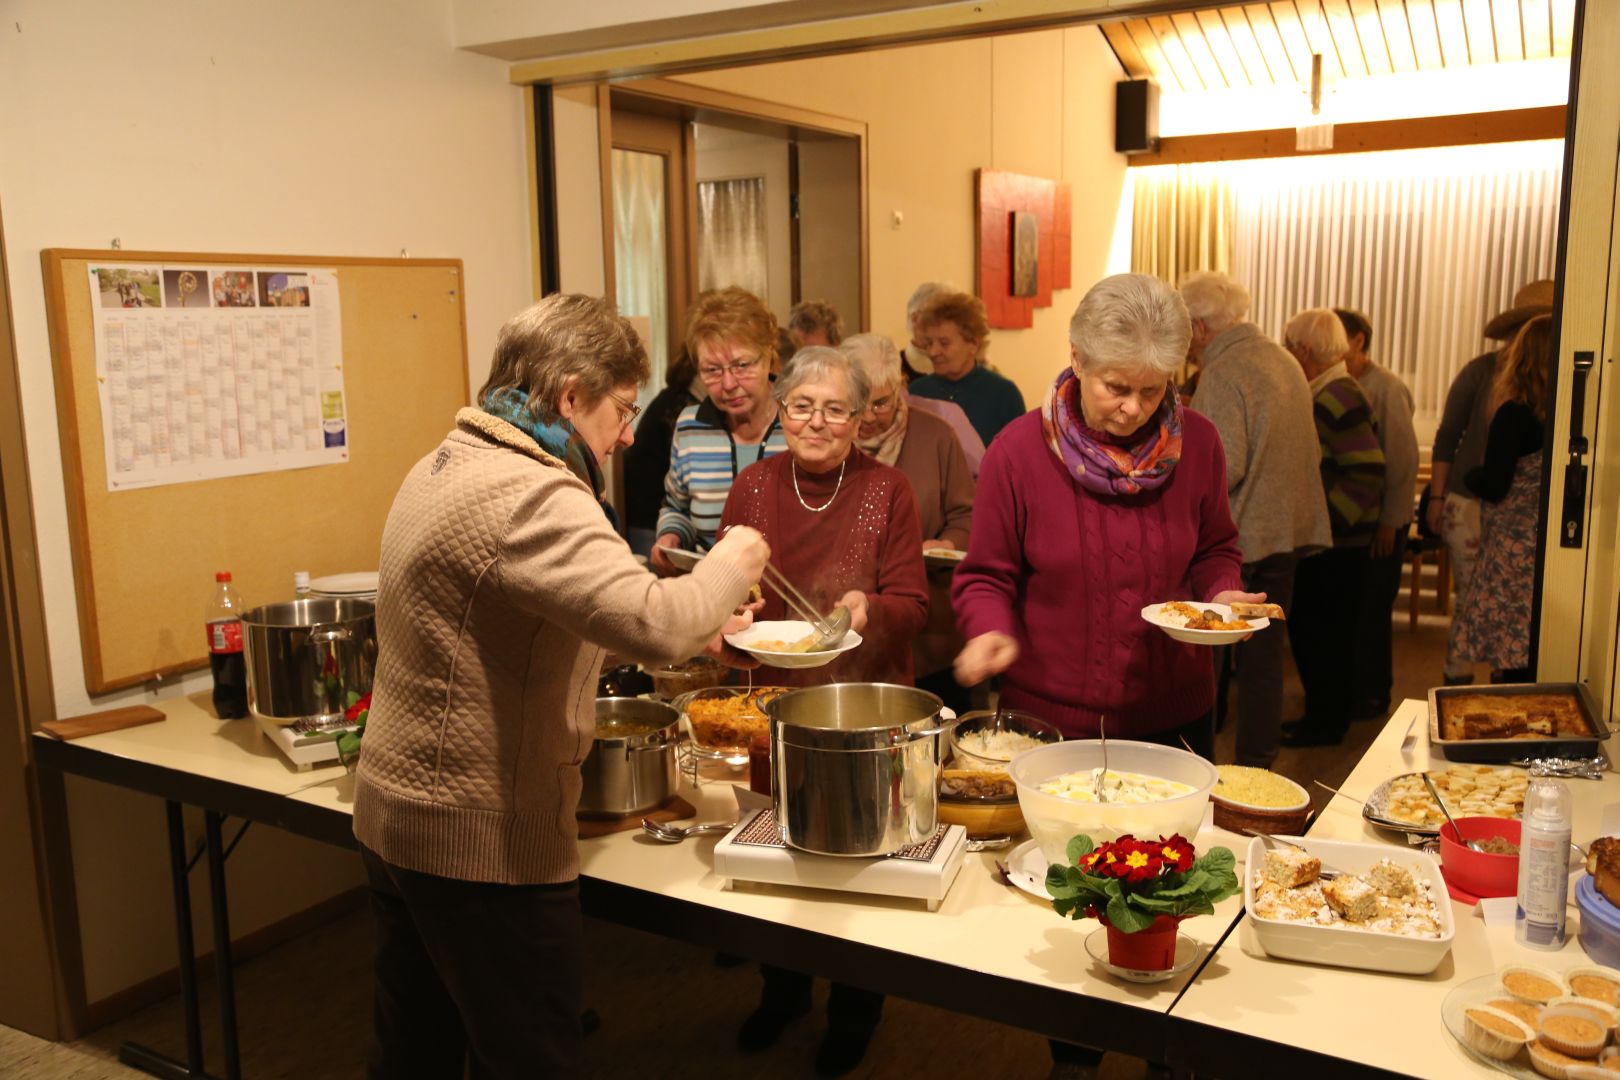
[41,249,470,694]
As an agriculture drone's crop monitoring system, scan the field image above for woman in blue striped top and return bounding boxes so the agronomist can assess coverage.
[651,287,790,573]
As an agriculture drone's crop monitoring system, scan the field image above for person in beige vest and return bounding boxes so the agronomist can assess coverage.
[353,294,769,1080]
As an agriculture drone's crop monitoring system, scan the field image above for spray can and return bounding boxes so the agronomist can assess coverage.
[1516,777,1572,949]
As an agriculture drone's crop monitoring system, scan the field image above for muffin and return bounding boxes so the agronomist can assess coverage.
[1540,1006,1610,1058]
[1530,1039,1601,1080]
[1463,1005,1536,1060]
[1567,967,1620,1008]
[1504,965,1572,1005]
[1490,996,1547,1029]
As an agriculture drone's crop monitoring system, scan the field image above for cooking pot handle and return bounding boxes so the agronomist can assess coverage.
[309,624,351,645]
[626,732,674,753]
[905,710,958,740]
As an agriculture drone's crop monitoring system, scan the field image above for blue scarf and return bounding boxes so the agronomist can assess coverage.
[482,389,612,520]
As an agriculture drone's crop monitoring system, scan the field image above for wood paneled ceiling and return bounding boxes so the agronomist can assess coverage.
[1100,1,1575,92]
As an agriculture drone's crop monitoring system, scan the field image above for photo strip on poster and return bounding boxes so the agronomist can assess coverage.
[86,263,349,491]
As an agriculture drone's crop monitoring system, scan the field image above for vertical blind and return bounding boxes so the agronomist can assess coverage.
[1132,140,1565,419]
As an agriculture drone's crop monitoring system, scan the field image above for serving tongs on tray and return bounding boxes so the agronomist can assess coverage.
[759,561,850,649]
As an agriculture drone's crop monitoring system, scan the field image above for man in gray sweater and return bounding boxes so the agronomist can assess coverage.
[1336,310,1418,720]
[1184,271,1332,766]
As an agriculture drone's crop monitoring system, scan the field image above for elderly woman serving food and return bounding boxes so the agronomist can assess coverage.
[953,273,1261,757]
[353,294,769,1078]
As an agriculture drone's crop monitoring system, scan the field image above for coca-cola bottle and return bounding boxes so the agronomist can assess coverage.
[207,572,248,719]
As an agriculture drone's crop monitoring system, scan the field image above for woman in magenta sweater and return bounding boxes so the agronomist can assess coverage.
[953,273,1260,758]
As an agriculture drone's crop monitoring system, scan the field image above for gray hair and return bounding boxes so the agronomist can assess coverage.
[1068,273,1191,378]
[775,344,871,413]
[1283,308,1349,365]
[1178,270,1251,332]
[478,293,648,422]
[839,333,902,395]
[905,281,954,324]
[788,299,844,345]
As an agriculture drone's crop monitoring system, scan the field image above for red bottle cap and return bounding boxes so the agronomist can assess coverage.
[216,572,232,582]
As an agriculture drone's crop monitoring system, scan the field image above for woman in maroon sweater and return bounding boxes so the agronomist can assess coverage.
[719,345,927,1073]
[953,273,1259,755]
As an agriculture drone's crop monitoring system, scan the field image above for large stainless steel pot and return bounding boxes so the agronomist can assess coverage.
[241,599,377,727]
[767,683,954,857]
[578,698,679,818]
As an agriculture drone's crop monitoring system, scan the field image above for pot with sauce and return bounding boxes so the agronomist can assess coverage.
[578,698,680,818]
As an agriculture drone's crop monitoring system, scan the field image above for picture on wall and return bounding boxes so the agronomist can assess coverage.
[1011,211,1039,298]
[162,269,209,308]
[93,266,162,309]
[975,169,1071,329]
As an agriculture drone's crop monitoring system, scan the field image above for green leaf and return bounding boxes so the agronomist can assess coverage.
[1105,895,1153,933]
[1066,835,1096,864]
[345,690,362,708]
[1046,867,1082,899]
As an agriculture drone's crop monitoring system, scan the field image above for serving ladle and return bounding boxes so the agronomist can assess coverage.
[641,819,736,842]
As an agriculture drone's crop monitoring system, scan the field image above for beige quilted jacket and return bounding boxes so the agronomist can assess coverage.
[353,408,750,884]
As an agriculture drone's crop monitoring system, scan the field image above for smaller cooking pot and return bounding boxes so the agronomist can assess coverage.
[578,698,679,818]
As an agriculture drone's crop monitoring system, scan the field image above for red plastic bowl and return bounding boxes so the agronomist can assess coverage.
[1439,817,1521,899]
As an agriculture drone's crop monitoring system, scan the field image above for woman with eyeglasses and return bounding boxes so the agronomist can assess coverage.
[651,287,790,574]
[718,344,927,1075]
[354,295,770,1078]
[843,332,975,715]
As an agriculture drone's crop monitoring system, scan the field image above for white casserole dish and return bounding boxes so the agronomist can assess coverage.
[1243,836,1455,975]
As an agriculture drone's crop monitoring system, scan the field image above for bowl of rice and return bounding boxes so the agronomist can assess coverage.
[1210,765,1312,835]
[937,710,1062,838]
[947,709,1063,774]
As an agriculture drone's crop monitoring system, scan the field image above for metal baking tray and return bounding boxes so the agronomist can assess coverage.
[1428,682,1607,763]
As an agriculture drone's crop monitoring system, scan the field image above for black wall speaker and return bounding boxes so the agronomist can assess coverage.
[1115,79,1160,155]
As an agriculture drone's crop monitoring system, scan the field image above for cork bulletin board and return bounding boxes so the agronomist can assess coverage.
[42,249,469,693]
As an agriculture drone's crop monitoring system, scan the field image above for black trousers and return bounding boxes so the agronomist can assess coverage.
[1288,545,1372,738]
[361,843,583,1080]
[758,964,885,1028]
[1218,552,1300,767]
[1352,528,1409,712]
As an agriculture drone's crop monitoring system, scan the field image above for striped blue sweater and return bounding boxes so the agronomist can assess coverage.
[655,399,788,549]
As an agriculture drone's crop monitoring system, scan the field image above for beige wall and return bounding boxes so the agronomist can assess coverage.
[671,26,1128,407]
[797,136,864,333]
[0,0,532,1003]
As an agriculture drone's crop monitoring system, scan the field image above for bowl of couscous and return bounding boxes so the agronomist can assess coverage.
[1210,765,1312,835]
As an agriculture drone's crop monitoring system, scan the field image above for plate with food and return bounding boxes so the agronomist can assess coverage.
[923,547,968,568]
[724,620,863,669]
[1362,764,1529,836]
[1429,682,1608,763]
[1440,965,1620,1079]
[1140,601,1273,645]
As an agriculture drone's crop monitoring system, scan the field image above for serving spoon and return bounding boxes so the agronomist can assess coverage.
[1420,772,1485,852]
[641,819,736,843]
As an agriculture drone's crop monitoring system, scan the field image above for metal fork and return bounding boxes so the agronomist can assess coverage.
[1244,829,1344,879]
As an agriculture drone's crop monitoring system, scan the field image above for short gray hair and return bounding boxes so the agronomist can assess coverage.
[839,333,902,394]
[1283,308,1349,365]
[1179,271,1251,331]
[906,281,953,324]
[775,345,871,413]
[1068,273,1191,379]
[478,294,648,422]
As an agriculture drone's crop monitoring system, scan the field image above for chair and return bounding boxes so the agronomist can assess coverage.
[1407,527,1450,632]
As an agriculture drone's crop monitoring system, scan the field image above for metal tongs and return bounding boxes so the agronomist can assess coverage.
[759,561,850,649]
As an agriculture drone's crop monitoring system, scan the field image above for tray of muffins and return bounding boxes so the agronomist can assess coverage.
[1443,962,1620,1077]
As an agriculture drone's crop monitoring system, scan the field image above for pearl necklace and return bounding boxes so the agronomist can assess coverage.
[792,456,846,512]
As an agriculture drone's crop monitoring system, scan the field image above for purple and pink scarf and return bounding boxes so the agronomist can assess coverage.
[1040,368,1183,496]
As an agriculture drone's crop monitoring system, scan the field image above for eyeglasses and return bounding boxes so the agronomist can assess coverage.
[606,391,641,429]
[865,393,897,414]
[697,356,762,383]
[783,399,854,426]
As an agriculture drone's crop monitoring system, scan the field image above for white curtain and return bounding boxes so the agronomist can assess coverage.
[697,177,769,299]
[612,148,668,415]
[1133,141,1565,420]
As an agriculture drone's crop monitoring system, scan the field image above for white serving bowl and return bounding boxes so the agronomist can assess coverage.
[1243,835,1455,975]
[1008,739,1217,867]
[724,620,863,669]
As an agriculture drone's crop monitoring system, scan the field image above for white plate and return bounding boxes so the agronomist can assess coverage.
[1439,973,1543,1079]
[1140,601,1268,646]
[923,548,967,567]
[309,571,379,595]
[1004,838,1053,901]
[1083,927,1205,984]
[725,620,863,669]
[663,547,704,573]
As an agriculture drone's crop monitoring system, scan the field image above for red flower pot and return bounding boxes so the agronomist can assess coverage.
[1101,914,1185,971]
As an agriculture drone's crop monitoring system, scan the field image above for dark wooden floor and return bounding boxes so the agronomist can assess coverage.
[3,604,1457,1080]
